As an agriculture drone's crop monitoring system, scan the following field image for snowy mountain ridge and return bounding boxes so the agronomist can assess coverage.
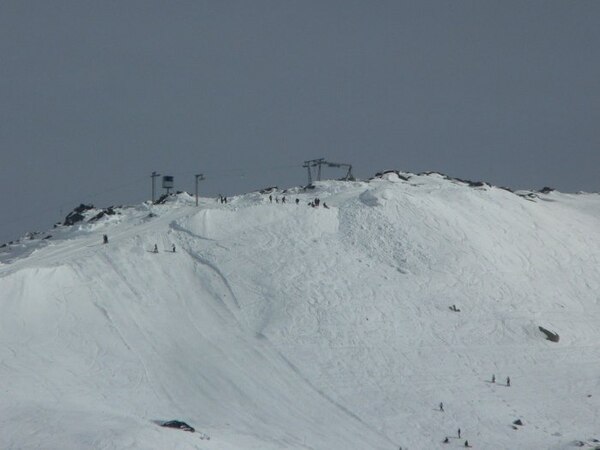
[1,171,600,450]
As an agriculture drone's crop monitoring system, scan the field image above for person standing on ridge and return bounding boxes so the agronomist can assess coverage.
[507,376,510,387]
[458,428,461,438]
[492,374,495,383]
[103,234,108,244]
[439,402,444,412]
[153,244,158,253]
[172,244,176,253]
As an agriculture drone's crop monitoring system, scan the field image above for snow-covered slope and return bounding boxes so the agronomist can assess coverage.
[1,173,600,450]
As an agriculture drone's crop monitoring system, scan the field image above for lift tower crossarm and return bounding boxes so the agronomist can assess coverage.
[324,161,354,181]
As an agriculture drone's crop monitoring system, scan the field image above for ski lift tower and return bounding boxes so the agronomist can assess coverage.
[303,158,325,185]
[162,175,174,195]
[302,158,354,184]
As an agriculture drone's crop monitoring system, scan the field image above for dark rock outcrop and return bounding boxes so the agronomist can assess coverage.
[539,326,560,342]
[63,204,94,226]
[374,170,411,181]
[89,207,117,222]
[155,194,172,204]
[159,420,195,432]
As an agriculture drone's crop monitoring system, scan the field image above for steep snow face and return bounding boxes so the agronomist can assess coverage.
[1,174,600,450]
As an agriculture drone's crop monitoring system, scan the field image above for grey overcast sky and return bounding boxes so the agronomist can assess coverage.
[1,1,599,242]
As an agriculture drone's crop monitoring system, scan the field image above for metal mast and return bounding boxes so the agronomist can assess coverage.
[195,174,205,206]
[151,171,161,203]
[302,158,325,185]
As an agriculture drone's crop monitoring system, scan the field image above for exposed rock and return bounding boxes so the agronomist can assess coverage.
[539,187,555,194]
[517,192,538,201]
[155,194,171,204]
[513,419,524,426]
[539,326,560,342]
[89,207,118,222]
[159,420,195,432]
[452,177,489,188]
[374,170,410,181]
[63,204,94,226]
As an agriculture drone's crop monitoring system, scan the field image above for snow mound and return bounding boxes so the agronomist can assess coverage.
[1,175,600,450]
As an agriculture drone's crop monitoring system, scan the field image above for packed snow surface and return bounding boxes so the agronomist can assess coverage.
[1,172,600,449]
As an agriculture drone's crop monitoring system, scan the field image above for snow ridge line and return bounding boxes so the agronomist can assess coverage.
[184,249,241,310]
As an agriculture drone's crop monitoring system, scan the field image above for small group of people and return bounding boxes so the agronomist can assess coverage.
[439,375,513,446]
[439,405,469,446]
[442,429,469,447]
[312,198,329,208]
[217,195,228,204]
[308,198,328,208]
[152,243,176,253]
[268,194,288,204]
[266,193,329,208]
[491,374,510,386]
